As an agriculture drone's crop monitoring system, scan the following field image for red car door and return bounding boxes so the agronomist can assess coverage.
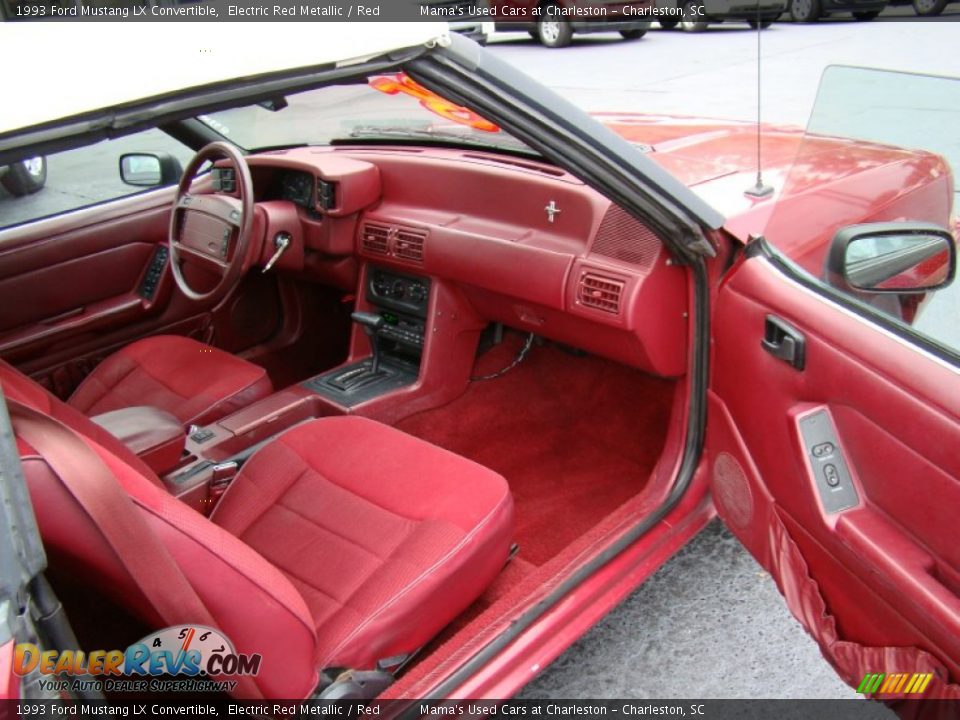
[707,65,960,700]
[708,238,960,699]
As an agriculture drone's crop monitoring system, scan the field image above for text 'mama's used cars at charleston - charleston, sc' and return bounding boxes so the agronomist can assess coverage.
[0,21,959,704]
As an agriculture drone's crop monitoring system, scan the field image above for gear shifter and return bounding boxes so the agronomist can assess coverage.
[351,311,385,374]
[326,312,392,392]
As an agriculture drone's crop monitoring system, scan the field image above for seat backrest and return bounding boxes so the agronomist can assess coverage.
[0,359,319,699]
[0,358,160,482]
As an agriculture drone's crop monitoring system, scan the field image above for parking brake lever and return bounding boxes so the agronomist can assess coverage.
[262,232,291,273]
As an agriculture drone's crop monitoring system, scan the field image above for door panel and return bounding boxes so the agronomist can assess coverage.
[0,243,152,333]
[0,188,281,396]
[709,251,960,695]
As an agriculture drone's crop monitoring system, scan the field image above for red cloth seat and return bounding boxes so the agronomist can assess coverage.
[214,416,515,670]
[1,362,514,699]
[67,335,272,425]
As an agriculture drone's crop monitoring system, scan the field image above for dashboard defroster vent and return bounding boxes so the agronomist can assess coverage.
[361,222,390,255]
[394,228,426,262]
[359,221,427,264]
[578,272,624,314]
[591,205,660,270]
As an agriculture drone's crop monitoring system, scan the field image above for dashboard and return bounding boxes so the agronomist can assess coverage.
[230,146,689,377]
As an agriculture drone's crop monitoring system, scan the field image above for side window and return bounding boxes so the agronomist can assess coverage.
[0,128,194,230]
[761,66,960,359]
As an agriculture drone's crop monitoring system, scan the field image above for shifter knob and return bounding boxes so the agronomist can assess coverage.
[352,311,385,375]
[351,311,385,335]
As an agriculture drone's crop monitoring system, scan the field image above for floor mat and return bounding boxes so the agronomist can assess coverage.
[396,333,675,567]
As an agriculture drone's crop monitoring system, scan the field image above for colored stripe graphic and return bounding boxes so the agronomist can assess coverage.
[858,672,933,695]
[857,673,884,694]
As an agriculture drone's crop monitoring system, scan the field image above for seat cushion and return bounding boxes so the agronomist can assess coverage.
[68,335,272,426]
[212,416,514,670]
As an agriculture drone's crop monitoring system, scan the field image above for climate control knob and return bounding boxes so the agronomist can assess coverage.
[372,273,392,297]
[391,279,407,299]
[409,282,426,304]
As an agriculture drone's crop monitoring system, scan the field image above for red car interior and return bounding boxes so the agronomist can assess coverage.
[3,128,958,701]
[5,362,514,698]
[0,142,690,698]
[67,334,273,426]
[89,405,186,476]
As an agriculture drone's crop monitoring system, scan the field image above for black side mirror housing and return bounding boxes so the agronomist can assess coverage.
[826,222,956,294]
[119,152,183,188]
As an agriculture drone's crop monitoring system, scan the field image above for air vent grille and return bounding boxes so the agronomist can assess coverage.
[578,272,624,314]
[359,221,427,264]
[591,205,660,270]
[361,222,390,255]
[394,228,426,262]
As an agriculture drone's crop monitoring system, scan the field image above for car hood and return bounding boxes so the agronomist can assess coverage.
[599,113,938,244]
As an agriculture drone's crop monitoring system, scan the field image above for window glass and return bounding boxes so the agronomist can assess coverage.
[0,128,193,230]
[762,66,960,357]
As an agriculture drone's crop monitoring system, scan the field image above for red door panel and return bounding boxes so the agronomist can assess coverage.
[0,242,152,332]
[708,252,960,696]
[0,189,282,395]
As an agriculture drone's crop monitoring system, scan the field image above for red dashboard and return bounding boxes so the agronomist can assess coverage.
[242,146,689,378]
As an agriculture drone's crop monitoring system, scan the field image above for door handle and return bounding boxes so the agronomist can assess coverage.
[761,315,806,371]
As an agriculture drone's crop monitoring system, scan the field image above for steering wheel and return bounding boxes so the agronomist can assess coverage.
[169,142,254,302]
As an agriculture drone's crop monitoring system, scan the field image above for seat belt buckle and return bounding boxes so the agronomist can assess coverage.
[208,461,239,504]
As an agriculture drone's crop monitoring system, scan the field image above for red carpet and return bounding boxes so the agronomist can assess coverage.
[396,333,675,567]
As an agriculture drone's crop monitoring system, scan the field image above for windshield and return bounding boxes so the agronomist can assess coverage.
[198,75,534,156]
[763,65,960,353]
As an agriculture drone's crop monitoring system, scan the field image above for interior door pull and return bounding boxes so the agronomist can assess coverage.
[761,315,806,371]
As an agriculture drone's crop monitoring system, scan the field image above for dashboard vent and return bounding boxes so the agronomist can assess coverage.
[591,205,660,270]
[578,272,624,314]
[394,228,426,263]
[361,222,390,255]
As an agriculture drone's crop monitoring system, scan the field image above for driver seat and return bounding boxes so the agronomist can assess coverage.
[66,334,273,426]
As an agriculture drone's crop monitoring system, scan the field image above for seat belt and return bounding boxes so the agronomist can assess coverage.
[8,399,263,700]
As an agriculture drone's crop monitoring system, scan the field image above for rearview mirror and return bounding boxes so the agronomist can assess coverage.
[119,152,183,187]
[827,222,956,294]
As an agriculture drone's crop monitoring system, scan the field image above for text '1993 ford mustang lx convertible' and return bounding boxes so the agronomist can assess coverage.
[0,22,958,705]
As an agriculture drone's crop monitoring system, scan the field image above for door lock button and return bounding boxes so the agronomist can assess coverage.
[823,463,840,488]
[812,442,835,458]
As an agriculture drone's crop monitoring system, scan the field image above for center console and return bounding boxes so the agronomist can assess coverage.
[303,266,430,406]
[163,262,487,514]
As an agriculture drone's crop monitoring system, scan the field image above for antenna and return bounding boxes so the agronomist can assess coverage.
[745,4,774,198]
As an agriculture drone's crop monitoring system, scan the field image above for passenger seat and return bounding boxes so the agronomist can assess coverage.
[3,364,514,699]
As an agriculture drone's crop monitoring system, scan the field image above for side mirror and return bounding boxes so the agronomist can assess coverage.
[119,152,183,187]
[827,222,956,294]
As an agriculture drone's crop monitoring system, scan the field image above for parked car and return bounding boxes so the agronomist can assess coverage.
[494,0,653,47]
[888,0,954,16]
[0,156,46,196]
[1,22,959,706]
[657,0,786,29]
[787,0,886,20]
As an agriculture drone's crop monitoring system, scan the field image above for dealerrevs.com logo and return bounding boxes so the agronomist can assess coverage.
[14,625,260,694]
